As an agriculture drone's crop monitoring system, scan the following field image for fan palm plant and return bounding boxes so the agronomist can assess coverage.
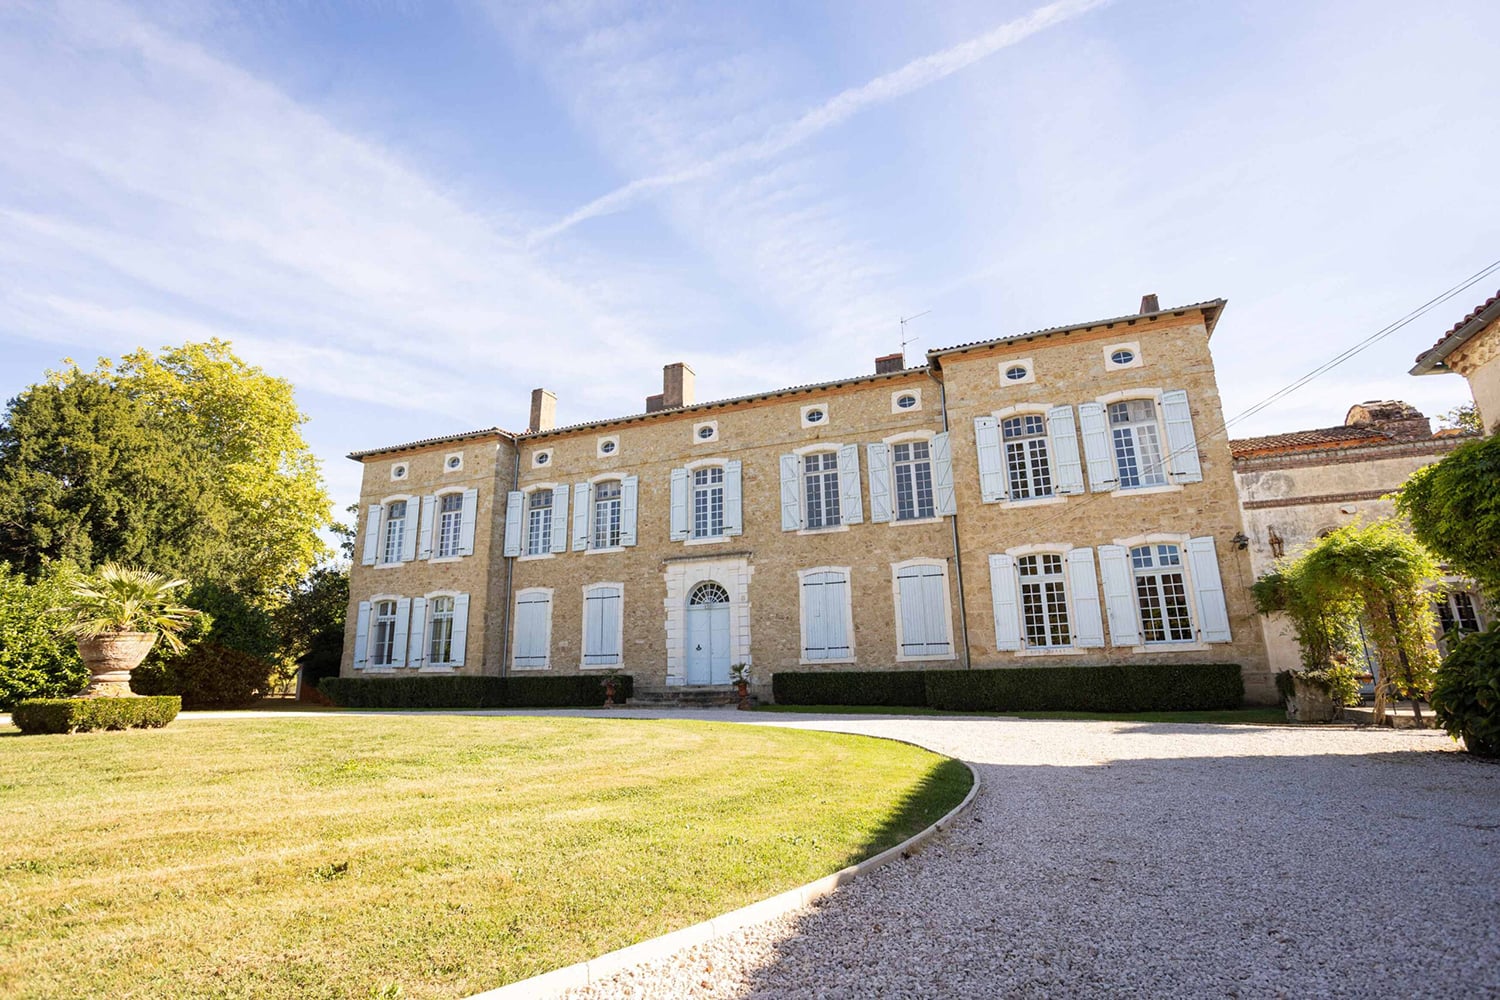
[63,563,200,654]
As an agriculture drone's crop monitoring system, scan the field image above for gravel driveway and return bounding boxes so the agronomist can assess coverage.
[559,714,1500,999]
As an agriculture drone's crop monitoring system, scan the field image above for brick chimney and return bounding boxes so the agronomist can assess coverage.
[529,388,556,433]
[875,352,905,375]
[662,362,695,409]
[1139,293,1160,314]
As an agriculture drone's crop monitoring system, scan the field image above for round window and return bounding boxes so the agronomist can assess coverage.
[446,456,461,469]
[393,465,407,479]
[805,408,825,424]
[896,394,917,409]
[600,440,617,455]
[535,452,550,465]
[1110,348,1136,366]
[697,425,715,440]
[1004,364,1029,382]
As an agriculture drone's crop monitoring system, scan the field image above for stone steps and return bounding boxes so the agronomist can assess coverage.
[626,685,747,708]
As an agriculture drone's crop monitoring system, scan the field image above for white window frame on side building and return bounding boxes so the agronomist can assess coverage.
[571,475,640,553]
[352,594,410,671]
[973,404,1085,506]
[419,487,478,561]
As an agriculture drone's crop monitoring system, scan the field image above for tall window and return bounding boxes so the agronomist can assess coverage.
[894,562,952,658]
[1018,554,1070,647]
[1436,591,1481,635]
[692,467,725,538]
[513,590,552,669]
[428,596,455,665]
[803,452,841,528]
[593,480,623,549]
[800,569,852,661]
[1003,415,1052,500]
[1109,400,1166,489]
[382,501,407,563]
[436,493,463,558]
[1131,544,1193,643]
[371,600,398,665]
[583,584,623,666]
[526,490,553,555]
[893,441,935,521]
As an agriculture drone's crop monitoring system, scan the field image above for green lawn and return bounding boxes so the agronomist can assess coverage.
[0,715,969,999]
[754,704,1290,725]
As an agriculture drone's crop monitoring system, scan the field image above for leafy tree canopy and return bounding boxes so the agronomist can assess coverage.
[1395,433,1500,600]
[0,563,88,709]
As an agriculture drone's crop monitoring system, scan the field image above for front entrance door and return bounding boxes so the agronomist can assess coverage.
[685,582,732,685]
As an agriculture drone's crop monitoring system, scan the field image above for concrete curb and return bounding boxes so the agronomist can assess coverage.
[467,753,981,1000]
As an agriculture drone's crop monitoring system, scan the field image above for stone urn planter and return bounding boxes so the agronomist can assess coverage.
[77,632,158,697]
[1286,675,1339,723]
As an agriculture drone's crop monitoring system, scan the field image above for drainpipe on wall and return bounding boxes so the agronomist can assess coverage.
[930,366,973,669]
[498,441,521,678]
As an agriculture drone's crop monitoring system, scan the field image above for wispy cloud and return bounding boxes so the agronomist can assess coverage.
[529,0,1111,244]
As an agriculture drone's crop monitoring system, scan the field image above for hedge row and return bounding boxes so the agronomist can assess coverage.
[130,641,274,708]
[318,674,633,709]
[773,663,1243,713]
[12,696,181,734]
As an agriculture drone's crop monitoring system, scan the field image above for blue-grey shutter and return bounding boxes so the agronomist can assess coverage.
[1161,390,1203,484]
[458,488,478,556]
[513,592,551,669]
[418,495,436,560]
[837,444,863,525]
[1098,544,1141,646]
[1067,548,1105,648]
[503,491,523,557]
[572,482,591,551]
[974,417,1007,503]
[723,461,744,536]
[1047,405,1086,496]
[780,454,802,532]
[550,484,569,554]
[391,597,411,667]
[988,554,1022,651]
[406,596,428,669]
[399,506,419,563]
[362,505,381,565]
[931,432,956,516]
[669,468,689,541]
[352,601,371,669]
[1186,536,1232,642]
[867,443,892,523]
[620,475,639,546]
[450,593,470,666]
[1078,402,1117,492]
[585,585,622,665]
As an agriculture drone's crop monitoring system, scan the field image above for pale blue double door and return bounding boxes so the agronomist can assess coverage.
[685,582,732,685]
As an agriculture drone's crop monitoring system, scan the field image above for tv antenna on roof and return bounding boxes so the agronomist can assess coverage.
[899,310,931,364]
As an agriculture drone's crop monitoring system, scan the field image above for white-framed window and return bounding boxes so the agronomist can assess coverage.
[1002,413,1053,500]
[990,548,1103,652]
[592,479,623,548]
[803,452,841,528]
[352,596,411,670]
[1109,399,1167,489]
[382,500,409,564]
[371,599,399,665]
[975,407,1084,503]
[780,446,862,532]
[893,440,935,520]
[801,404,829,428]
[1097,535,1230,647]
[1435,589,1483,637]
[892,559,954,660]
[526,489,554,555]
[569,476,639,552]
[443,452,463,473]
[999,358,1035,386]
[1130,543,1194,643]
[596,435,620,458]
[1018,553,1071,647]
[582,583,623,667]
[390,462,409,482]
[1078,391,1201,492]
[892,389,922,413]
[692,466,725,538]
[799,567,854,663]
[513,588,553,669]
[868,434,954,523]
[670,461,742,542]
[1104,342,1143,371]
[693,420,718,444]
[532,448,553,468]
[417,488,478,561]
[427,595,457,665]
[435,492,464,558]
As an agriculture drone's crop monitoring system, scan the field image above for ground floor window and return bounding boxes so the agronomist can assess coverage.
[514,590,553,669]
[800,568,852,661]
[894,561,952,658]
[583,584,623,666]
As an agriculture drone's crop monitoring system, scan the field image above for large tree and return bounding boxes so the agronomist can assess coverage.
[1396,433,1500,600]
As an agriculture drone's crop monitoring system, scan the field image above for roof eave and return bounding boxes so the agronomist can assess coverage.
[1411,295,1500,376]
[926,298,1228,362]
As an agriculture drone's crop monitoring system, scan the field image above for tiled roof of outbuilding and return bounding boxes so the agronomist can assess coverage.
[1228,425,1389,458]
[1411,288,1500,374]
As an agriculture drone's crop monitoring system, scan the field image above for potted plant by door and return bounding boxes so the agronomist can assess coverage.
[600,668,623,708]
[729,663,751,710]
[61,563,199,697]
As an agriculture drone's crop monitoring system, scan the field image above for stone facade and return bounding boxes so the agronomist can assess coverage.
[342,297,1274,701]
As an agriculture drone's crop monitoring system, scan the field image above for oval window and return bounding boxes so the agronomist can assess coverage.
[446,456,461,469]
[393,465,407,479]
[1004,364,1029,382]
[600,440,617,455]
[535,452,550,465]
[697,425,715,440]
[896,394,917,409]
[805,408,825,424]
[1110,349,1136,366]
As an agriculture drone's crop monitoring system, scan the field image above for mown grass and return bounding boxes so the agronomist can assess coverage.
[0,715,969,999]
[754,704,1290,725]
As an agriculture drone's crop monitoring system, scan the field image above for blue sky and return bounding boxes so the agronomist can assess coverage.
[2,0,1497,519]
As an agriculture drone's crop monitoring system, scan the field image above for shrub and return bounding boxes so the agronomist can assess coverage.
[1430,624,1500,757]
[772,670,929,707]
[1288,662,1362,707]
[0,564,88,709]
[130,641,274,708]
[922,663,1243,713]
[11,696,180,734]
[318,674,633,709]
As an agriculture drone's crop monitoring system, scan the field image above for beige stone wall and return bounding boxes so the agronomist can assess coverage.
[509,372,956,689]
[1449,323,1500,433]
[936,312,1272,698]
[341,435,516,676]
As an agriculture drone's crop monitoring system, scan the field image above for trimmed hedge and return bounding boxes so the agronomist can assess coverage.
[770,663,1243,713]
[131,641,274,708]
[318,674,634,709]
[12,696,181,734]
[773,670,928,707]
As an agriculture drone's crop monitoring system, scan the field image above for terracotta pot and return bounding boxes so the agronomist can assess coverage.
[77,632,158,697]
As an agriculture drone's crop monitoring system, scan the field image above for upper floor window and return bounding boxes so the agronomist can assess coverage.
[803,452,841,528]
[1003,414,1052,500]
[1109,399,1167,489]
[692,466,725,538]
[1131,543,1193,643]
[892,441,935,521]
[1018,553,1070,648]
[593,479,623,549]
[526,490,554,555]
[428,595,456,665]
[435,493,463,558]
[1436,590,1481,636]
[371,599,398,666]
[382,501,407,564]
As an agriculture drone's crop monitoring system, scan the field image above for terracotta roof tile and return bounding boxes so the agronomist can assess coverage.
[1228,425,1389,458]
[1412,288,1500,372]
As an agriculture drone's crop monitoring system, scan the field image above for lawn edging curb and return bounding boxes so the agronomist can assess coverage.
[467,751,981,1000]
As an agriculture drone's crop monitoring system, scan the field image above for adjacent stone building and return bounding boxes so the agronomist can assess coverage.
[342,296,1273,700]
[1411,289,1500,433]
